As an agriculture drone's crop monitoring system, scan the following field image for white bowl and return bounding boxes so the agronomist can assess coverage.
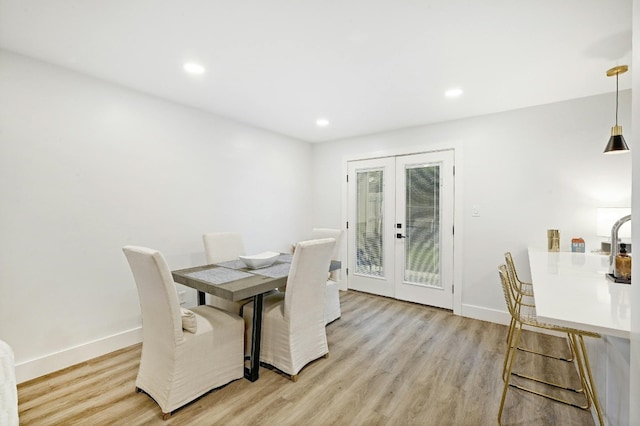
[239,251,280,269]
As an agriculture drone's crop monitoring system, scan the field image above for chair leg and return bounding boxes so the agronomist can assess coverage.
[290,374,298,382]
[502,328,515,381]
[162,412,171,420]
[567,334,591,409]
[499,323,521,424]
[324,352,330,359]
[502,318,519,381]
[571,334,604,425]
[506,317,515,344]
[135,387,143,393]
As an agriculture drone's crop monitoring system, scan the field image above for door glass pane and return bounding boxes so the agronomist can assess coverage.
[405,164,441,287]
[355,169,384,277]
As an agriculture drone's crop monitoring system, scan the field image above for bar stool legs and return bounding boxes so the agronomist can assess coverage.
[499,325,603,425]
[571,334,604,425]
[502,334,580,392]
[498,265,603,425]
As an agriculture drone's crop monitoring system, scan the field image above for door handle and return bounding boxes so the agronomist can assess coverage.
[396,233,406,239]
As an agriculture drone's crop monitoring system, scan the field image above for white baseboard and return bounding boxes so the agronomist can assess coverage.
[15,327,142,384]
[460,303,511,326]
[13,303,566,384]
[461,303,567,339]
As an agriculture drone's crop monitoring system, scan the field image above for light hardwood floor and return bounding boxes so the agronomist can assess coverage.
[18,290,595,425]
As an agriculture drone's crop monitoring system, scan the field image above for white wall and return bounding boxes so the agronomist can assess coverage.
[312,91,632,321]
[0,50,314,382]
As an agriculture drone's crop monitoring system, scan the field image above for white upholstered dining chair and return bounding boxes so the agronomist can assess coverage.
[242,238,336,381]
[202,232,249,314]
[309,228,344,325]
[0,340,18,426]
[123,246,244,420]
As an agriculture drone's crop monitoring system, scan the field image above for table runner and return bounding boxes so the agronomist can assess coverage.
[185,268,253,285]
[248,263,291,279]
[215,259,247,270]
[277,253,293,263]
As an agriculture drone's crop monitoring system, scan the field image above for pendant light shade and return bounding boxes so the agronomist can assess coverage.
[604,65,629,154]
[604,134,628,154]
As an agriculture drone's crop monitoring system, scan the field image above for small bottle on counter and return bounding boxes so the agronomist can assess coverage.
[615,243,632,281]
[571,238,585,253]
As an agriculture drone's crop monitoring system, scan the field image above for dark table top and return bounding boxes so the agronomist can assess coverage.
[172,258,341,302]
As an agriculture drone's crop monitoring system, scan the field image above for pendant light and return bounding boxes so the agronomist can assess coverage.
[603,65,629,154]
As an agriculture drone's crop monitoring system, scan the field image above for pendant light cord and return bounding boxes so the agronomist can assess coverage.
[615,72,619,126]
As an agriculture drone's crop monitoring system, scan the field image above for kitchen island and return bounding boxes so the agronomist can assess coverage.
[528,247,630,338]
[528,247,630,425]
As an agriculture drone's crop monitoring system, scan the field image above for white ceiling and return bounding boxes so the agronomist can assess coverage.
[0,0,632,143]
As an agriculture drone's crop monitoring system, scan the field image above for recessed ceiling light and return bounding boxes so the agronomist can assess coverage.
[183,62,205,75]
[316,118,330,127]
[445,88,463,98]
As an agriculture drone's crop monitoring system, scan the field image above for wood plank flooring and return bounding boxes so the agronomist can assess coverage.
[17,290,595,425]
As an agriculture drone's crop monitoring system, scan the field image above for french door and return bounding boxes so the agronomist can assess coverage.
[346,150,454,310]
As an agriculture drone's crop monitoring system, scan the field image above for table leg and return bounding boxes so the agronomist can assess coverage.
[245,293,264,382]
[197,291,205,305]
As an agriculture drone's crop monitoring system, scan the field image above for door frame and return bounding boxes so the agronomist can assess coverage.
[341,144,463,316]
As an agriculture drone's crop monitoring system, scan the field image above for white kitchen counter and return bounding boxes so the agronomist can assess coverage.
[527,247,631,339]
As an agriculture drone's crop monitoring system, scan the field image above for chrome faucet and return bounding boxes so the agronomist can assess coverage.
[609,214,631,276]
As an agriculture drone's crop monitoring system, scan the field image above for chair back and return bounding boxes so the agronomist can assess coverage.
[284,238,336,325]
[123,246,184,344]
[309,228,343,261]
[310,228,343,281]
[504,252,526,288]
[203,232,246,264]
[498,264,519,321]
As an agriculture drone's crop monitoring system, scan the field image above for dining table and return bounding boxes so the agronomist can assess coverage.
[172,254,341,381]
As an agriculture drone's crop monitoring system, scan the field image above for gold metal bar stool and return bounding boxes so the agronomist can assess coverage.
[504,252,574,363]
[497,265,603,425]
[501,260,579,392]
